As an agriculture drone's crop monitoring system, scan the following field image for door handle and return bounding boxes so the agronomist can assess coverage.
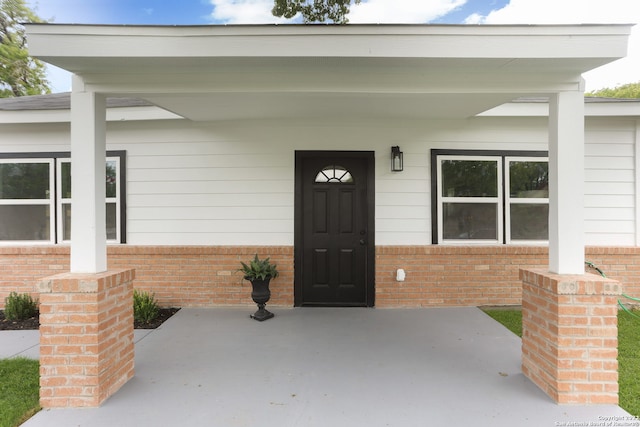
[359,239,366,245]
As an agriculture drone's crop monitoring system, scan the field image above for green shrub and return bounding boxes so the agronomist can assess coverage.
[3,292,38,321]
[239,254,279,281]
[133,289,160,324]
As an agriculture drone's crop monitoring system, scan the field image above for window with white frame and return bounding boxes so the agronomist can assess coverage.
[0,159,55,243]
[505,157,549,243]
[0,152,125,244]
[432,150,548,245]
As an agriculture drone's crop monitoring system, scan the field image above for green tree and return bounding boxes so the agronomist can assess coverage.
[586,81,640,99]
[272,0,361,23]
[0,0,50,98]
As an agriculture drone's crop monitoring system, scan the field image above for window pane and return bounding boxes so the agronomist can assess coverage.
[60,161,117,198]
[315,165,353,183]
[510,204,549,240]
[106,203,117,240]
[509,161,548,198]
[106,161,117,198]
[441,160,497,197]
[443,203,498,240]
[62,203,71,241]
[63,203,117,241]
[61,162,71,198]
[0,205,50,240]
[0,163,50,199]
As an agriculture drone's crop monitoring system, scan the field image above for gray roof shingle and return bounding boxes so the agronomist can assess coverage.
[0,92,152,111]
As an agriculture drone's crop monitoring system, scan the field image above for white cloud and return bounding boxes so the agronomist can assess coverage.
[475,0,639,25]
[463,13,483,25]
[209,0,291,24]
[468,0,640,90]
[348,0,466,24]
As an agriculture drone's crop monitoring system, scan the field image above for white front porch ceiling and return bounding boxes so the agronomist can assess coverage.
[25,24,633,121]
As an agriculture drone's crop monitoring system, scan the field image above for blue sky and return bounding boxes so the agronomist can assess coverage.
[28,0,509,25]
[26,0,639,92]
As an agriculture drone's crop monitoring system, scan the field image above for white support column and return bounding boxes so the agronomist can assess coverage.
[548,90,585,274]
[70,76,107,273]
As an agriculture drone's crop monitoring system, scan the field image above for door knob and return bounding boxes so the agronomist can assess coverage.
[359,239,366,245]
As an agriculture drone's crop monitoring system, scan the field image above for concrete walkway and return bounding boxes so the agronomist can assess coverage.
[5,307,636,427]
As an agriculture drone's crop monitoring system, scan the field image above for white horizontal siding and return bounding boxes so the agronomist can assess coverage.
[585,221,634,235]
[130,219,291,233]
[584,233,636,246]
[0,115,638,247]
[585,182,635,195]
[584,195,635,208]
[128,206,293,221]
[585,156,634,170]
[128,153,288,169]
[376,206,428,219]
[585,169,634,182]
[584,118,637,245]
[376,232,430,245]
[128,180,294,195]
[128,232,294,246]
[129,193,293,207]
[128,166,292,182]
[584,207,634,221]
[0,123,71,152]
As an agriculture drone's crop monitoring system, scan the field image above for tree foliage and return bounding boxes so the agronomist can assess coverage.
[586,81,640,99]
[272,0,361,23]
[0,0,50,98]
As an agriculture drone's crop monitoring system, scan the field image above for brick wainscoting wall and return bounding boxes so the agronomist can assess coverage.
[520,269,621,404]
[38,269,135,407]
[1,245,639,309]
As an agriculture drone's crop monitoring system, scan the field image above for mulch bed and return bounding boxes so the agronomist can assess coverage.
[134,308,180,329]
[0,308,180,331]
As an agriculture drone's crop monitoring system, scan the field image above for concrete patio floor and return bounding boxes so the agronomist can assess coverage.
[5,307,635,427]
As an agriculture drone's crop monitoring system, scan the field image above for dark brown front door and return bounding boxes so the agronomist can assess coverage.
[295,151,375,307]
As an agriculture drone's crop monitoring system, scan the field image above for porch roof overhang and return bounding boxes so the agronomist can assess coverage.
[24,23,634,121]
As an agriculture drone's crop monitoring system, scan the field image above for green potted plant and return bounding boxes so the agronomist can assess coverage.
[239,254,279,321]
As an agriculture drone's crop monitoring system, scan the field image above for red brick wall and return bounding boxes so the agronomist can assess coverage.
[38,269,135,407]
[583,247,640,306]
[107,246,294,308]
[0,246,70,306]
[0,246,293,309]
[376,245,548,307]
[1,245,639,309]
[520,269,621,404]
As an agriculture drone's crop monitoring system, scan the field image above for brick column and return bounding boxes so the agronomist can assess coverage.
[37,269,135,408]
[520,268,621,404]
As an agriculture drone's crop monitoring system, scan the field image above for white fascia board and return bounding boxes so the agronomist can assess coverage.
[25,24,632,62]
[0,106,182,124]
[479,101,640,117]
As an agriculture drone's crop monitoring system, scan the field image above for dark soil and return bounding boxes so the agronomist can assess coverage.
[0,308,180,331]
[134,308,180,329]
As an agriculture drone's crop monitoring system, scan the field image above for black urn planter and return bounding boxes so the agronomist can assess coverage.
[248,277,274,321]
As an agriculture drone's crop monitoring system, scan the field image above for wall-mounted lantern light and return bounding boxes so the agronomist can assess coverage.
[391,146,403,172]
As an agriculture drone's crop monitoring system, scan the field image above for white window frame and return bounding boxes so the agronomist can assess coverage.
[433,150,549,245]
[56,156,121,244]
[436,155,503,245]
[505,156,549,245]
[0,151,125,245]
[0,158,55,244]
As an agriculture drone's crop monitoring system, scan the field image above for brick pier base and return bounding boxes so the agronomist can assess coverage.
[520,268,621,404]
[37,269,135,408]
